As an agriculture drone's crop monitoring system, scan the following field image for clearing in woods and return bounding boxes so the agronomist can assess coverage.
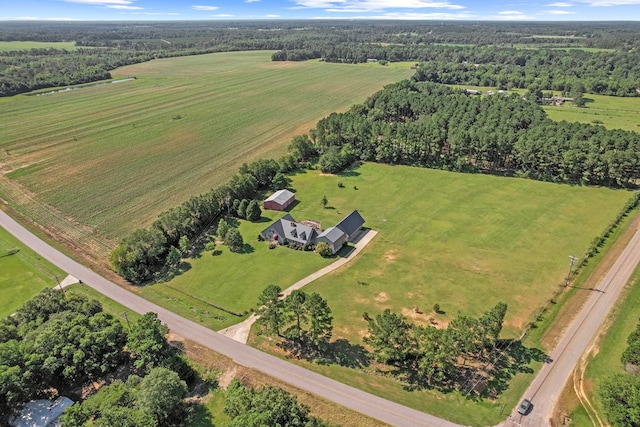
[0,51,413,259]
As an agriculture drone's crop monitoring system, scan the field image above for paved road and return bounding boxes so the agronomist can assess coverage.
[0,210,463,427]
[507,225,640,427]
[219,230,378,343]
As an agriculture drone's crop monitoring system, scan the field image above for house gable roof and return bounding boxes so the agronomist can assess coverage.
[280,218,316,245]
[264,189,295,206]
[336,210,365,237]
[317,226,346,244]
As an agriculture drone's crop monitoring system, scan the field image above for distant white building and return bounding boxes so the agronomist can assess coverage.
[11,397,74,427]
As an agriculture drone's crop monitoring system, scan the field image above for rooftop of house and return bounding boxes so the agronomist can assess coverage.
[336,210,365,237]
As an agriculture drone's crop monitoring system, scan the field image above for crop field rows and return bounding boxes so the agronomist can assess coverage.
[0,51,413,253]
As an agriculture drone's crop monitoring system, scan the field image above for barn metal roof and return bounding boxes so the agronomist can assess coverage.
[264,189,295,205]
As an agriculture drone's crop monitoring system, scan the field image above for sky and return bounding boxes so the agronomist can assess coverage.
[2,0,640,21]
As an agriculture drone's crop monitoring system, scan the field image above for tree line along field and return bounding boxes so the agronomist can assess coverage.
[0,50,413,256]
[0,41,78,52]
[448,84,640,133]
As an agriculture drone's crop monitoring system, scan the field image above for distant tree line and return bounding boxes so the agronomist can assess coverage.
[3,20,640,96]
[275,45,640,97]
[0,289,194,426]
[313,80,640,185]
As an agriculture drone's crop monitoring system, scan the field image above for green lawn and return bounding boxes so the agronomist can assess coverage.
[572,264,640,425]
[239,162,631,426]
[0,225,64,317]
[0,41,77,52]
[0,51,412,260]
[291,163,631,342]
[139,216,335,331]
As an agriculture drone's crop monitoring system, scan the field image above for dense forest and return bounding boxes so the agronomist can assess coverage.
[314,81,640,184]
[2,21,640,96]
[0,289,194,425]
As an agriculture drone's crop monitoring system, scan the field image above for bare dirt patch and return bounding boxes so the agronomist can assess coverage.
[374,292,389,303]
[218,366,238,390]
[383,249,398,262]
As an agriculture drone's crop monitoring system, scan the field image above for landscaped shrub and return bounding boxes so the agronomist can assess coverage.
[315,242,332,257]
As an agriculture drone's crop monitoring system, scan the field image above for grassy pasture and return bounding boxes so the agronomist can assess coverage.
[0,51,412,251]
[544,93,640,133]
[288,163,631,341]
[0,41,77,52]
[236,162,630,426]
[0,225,63,317]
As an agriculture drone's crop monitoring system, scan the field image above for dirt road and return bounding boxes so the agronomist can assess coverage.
[508,225,640,426]
[0,210,463,427]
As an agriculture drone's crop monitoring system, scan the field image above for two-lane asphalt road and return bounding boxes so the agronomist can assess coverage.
[0,210,463,427]
[509,225,640,426]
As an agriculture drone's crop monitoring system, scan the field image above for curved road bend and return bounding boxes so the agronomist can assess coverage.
[509,226,640,427]
[0,210,462,427]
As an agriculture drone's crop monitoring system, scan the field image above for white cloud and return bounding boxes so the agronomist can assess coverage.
[141,12,181,15]
[489,10,535,19]
[294,0,465,12]
[576,0,640,4]
[192,5,219,10]
[266,14,281,17]
[64,0,133,4]
[246,0,261,3]
[108,5,143,9]
[545,9,576,13]
[546,2,573,5]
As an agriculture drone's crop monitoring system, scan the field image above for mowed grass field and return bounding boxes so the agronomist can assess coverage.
[0,225,63,317]
[544,93,640,133]
[290,163,632,341]
[0,51,413,246]
[0,41,78,52]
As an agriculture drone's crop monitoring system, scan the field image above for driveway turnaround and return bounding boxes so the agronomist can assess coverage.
[0,210,463,427]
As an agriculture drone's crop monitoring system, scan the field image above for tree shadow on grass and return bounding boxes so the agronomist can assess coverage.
[236,243,254,254]
[278,337,371,369]
[157,261,192,283]
[482,340,548,399]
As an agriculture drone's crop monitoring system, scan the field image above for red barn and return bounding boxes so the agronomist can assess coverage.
[263,189,295,211]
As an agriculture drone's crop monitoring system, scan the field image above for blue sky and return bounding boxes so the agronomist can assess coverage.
[2,0,640,21]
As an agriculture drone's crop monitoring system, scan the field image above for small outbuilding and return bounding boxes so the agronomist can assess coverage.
[11,397,74,427]
[264,189,295,211]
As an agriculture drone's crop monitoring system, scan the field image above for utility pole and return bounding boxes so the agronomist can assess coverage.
[565,255,578,287]
[54,275,63,292]
[123,310,131,330]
